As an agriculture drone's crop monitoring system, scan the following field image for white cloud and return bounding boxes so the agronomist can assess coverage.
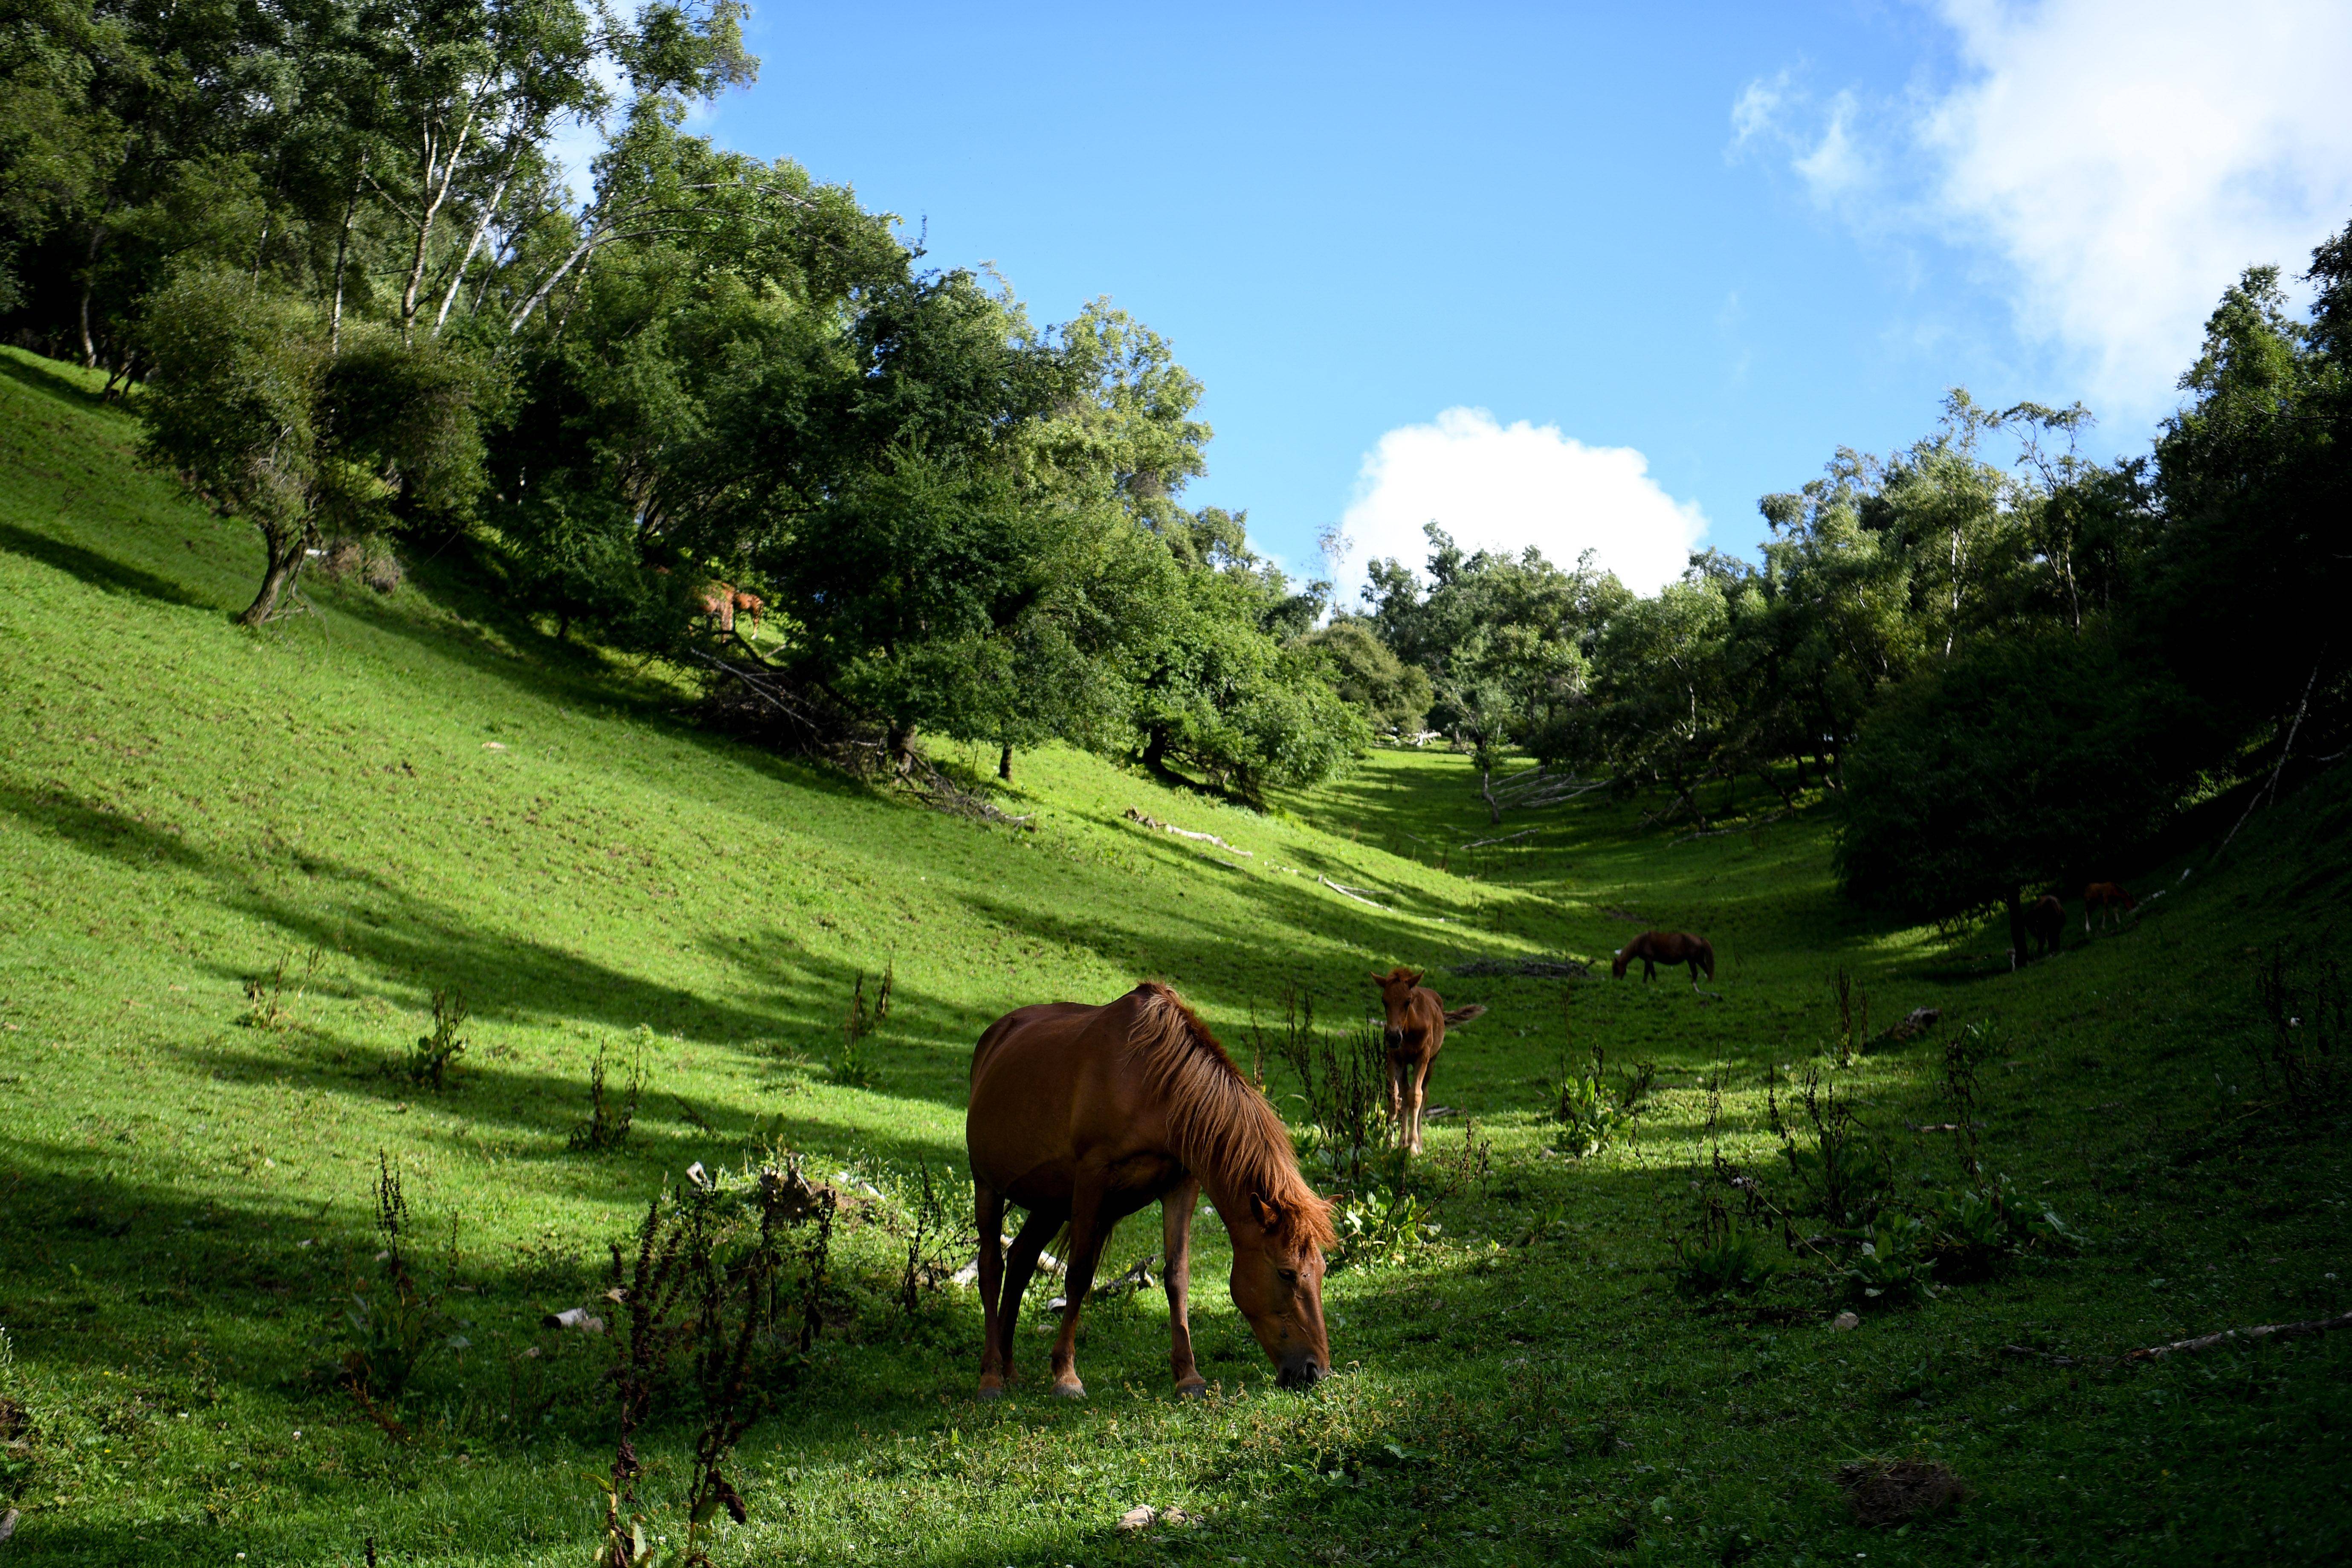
[1733,2,2352,416]
[1330,409,1706,602]
[1923,0,2352,409]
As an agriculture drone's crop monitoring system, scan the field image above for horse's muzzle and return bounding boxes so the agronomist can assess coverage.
[1276,1354,1328,1390]
[1382,1028,1405,1051]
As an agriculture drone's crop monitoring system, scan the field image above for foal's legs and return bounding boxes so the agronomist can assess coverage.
[1047,1181,1111,1398]
[1162,1178,1207,1397]
[985,1208,1060,1398]
[1386,1058,1405,1146]
[1407,1056,1434,1154]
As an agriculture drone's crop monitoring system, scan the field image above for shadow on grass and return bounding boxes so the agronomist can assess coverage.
[0,518,224,613]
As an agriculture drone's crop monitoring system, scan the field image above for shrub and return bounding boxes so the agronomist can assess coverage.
[342,1154,459,1437]
[406,990,469,1088]
[829,964,891,1088]
[1255,985,1393,1190]
[1671,1208,1785,1298]
[1550,1041,1646,1158]
[1772,1067,1892,1229]
[570,1038,645,1152]
[1842,1217,1938,1307]
[2251,942,2348,1115]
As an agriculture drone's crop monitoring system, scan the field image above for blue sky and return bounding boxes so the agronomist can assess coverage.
[692,2,2352,598]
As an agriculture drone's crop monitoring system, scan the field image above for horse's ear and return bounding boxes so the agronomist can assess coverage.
[1251,1194,1283,1232]
[1401,968,1423,988]
[1366,971,1386,986]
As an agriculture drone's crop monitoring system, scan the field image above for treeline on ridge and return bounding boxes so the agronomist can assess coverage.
[3,0,2346,942]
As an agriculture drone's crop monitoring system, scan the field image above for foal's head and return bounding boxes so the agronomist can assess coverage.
[1368,966,1429,1053]
[1227,1191,1334,1389]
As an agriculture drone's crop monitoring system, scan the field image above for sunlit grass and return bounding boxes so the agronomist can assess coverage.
[0,345,2346,1565]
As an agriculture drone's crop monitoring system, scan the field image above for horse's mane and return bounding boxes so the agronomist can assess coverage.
[1125,983,1335,1252]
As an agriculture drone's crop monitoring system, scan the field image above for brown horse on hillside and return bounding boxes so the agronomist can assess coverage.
[2084,882,2136,933]
[965,983,1334,1400]
[2022,894,2065,960]
[1367,968,1486,1155]
[697,581,736,633]
[1612,931,1715,986]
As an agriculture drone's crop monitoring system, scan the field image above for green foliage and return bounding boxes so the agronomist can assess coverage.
[407,989,470,1089]
[1549,1041,1640,1159]
[1773,1067,1893,1229]
[828,965,890,1089]
[1671,1211,1784,1298]
[571,1038,646,1152]
[1840,1215,1939,1308]
[342,1154,458,1435]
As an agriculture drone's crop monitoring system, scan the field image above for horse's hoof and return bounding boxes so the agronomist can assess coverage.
[977,1384,1004,1401]
[1050,1379,1086,1400]
[1174,1379,1209,1400]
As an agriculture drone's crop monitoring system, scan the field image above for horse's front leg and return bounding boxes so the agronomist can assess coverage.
[974,1182,1007,1397]
[988,1209,1060,1397]
[1048,1183,1112,1399]
[1407,1055,1433,1155]
[1162,1178,1207,1397]
[1386,1058,1405,1146]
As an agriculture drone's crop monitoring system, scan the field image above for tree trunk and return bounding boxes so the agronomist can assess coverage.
[2004,885,2027,971]
[238,530,309,626]
[330,155,367,355]
[998,744,1013,782]
[1480,765,1501,825]
[1140,726,1173,777]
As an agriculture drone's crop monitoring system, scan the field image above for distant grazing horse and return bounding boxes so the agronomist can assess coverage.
[1368,967,1486,1155]
[2084,882,2136,933]
[730,589,763,636]
[697,581,736,633]
[1612,931,1715,986]
[2022,894,2065,960]
[965,983,1334,1400]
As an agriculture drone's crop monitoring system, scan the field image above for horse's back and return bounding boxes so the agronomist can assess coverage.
[967,988,1162,1205]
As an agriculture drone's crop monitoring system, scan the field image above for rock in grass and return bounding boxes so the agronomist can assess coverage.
[1830,1310,1860,1331]
[1117,1505,1157,1531]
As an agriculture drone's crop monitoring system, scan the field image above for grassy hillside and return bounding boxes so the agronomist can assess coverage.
[2,344,2347,1567]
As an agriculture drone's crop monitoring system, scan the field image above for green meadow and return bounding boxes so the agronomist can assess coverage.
[2,345,2347,1565]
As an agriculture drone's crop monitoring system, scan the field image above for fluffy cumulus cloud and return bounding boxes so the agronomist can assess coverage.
[1736,0,2352,414]
[1330,409,1706,602]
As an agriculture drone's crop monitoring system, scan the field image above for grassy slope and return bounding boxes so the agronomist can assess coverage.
[0,345,2346,1567]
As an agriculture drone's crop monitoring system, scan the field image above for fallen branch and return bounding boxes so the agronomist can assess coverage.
[1458,829,1538,850]
[1123,808,1252,855]
[2123,1308,2352,1362]
[1318,875,1390,912]
[2000,1307,2352,1370]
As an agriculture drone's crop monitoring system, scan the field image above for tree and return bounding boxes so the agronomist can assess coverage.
[139,267,486,623]
[1303,619,1431,737]
[1834,630,2181,958]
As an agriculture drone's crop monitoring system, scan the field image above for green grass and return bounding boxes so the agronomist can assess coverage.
[1,342,2348,1566]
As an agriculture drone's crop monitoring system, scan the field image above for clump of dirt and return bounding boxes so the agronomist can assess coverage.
[0,1397,26,1441]
[1835,1458,1968,1526]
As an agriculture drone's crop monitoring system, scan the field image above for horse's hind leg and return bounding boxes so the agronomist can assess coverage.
[991,1208,1060,1396]
[1162,1179,1207,1397]
[975,1182,1008,1397]
[1048,1182,1112,1399]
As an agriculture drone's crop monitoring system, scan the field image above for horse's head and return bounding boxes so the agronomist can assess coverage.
[1610,947,1631,980]
[1228,1191,1333,1390]
[1367,966,1426,1052]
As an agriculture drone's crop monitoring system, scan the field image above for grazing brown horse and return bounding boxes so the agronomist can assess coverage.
[1367,968,1486,1155]
[2084,882,2136,933]
[1612,931,1715,986]
[697,581,736,632]
[730,589,763,635]
[965,983,1334,1400]
[2022,894,2064,959]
